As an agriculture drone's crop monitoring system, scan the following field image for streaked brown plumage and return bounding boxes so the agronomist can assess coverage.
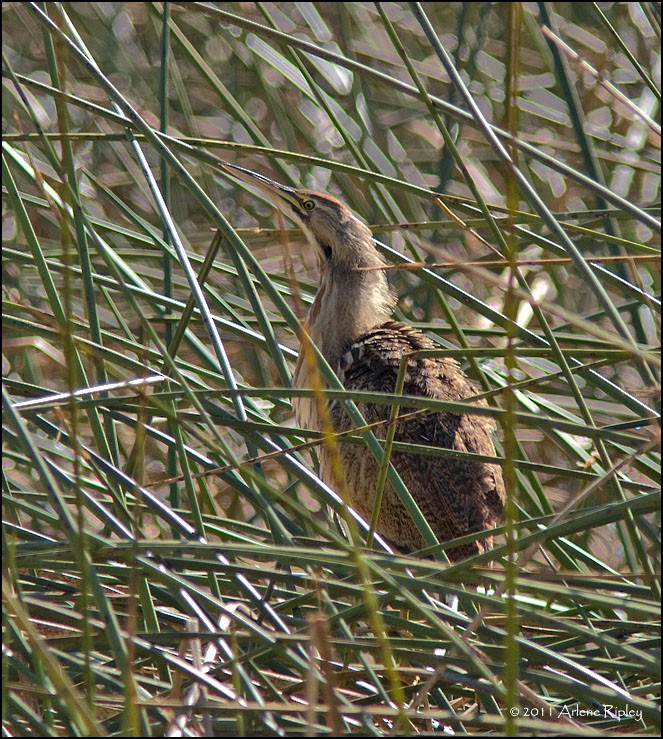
[223,163,505,560]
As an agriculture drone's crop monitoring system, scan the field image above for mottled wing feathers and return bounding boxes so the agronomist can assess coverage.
[331,321,505,558]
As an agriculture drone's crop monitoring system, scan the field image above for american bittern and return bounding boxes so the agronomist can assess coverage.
[223,163,505,560]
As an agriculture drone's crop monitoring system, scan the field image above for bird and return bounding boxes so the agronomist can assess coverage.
[222,163,505,560]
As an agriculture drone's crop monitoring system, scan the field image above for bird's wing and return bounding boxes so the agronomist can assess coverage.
[334,322,504,555]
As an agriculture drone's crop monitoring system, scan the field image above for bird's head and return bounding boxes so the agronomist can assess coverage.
[221,163,396,360]
[221,163,385,273]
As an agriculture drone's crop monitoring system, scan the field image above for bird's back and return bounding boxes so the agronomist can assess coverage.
[310,321,505,559]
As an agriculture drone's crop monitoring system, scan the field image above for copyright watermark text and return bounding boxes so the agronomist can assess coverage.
[505,704,642,722]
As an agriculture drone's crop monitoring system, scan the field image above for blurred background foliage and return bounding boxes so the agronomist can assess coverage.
[2,2,661,736]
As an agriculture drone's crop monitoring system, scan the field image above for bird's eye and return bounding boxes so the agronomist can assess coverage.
[302,199,316,211]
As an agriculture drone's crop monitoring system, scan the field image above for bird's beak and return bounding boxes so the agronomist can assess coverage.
[219,162,302,216]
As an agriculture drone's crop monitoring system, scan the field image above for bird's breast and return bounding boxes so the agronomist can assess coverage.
[292,349,322,432]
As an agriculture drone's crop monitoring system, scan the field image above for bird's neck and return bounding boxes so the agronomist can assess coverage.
[307,264,395,371]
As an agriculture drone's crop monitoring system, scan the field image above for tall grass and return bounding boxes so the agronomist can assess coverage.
[2,2,660,736]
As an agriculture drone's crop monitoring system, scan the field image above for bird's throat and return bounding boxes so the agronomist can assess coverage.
[307,267,395,371]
